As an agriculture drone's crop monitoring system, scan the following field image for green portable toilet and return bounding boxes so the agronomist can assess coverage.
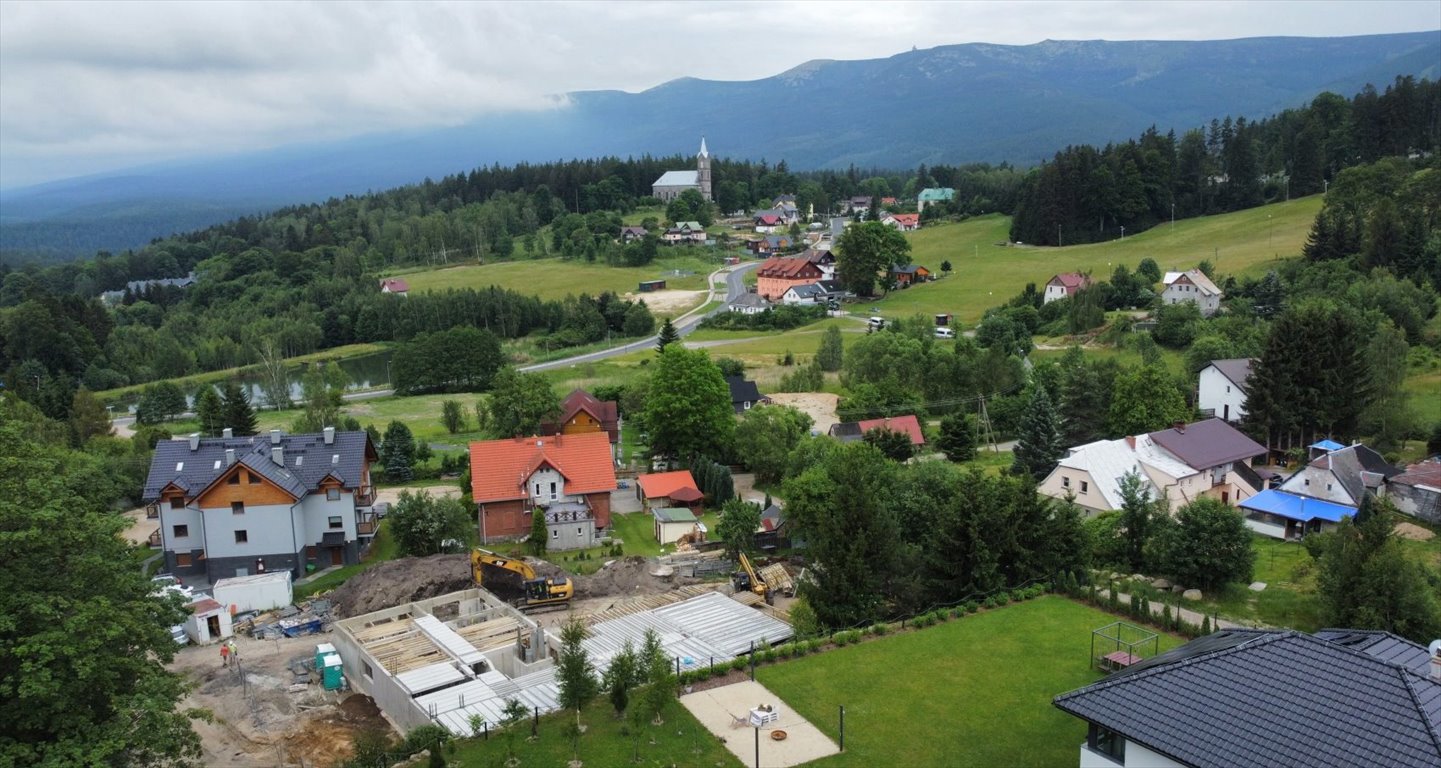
[321,652,344,690]
[314,642,336,672]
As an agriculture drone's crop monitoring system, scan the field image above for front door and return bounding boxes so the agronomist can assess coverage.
[207,615,221,639]
[330,547,344,566]
[1223,404,1230,421]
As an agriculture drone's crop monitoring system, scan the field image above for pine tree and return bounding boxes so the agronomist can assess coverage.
[555,618,599,711]
[656,318,679,351]
[381,421,416,482]
[1011,385,1062,481]
[220,381,259,436]
[529,510,548,556]
[936,414,976,462]
[194,386,225,437]
[815,325,844,372]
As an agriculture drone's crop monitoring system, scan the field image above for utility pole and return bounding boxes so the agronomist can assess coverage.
[1120,225,1126,241]
[1057,223,1062,247]
[977,396,999,453]
[1171,203,1175,231]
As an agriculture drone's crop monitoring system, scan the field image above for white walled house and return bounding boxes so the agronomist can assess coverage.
[143,428,378,584]
[1044,273,1092,304]
[1239,442,1402,539]
[1197,358,1253,422]
[1161,269,1223,316]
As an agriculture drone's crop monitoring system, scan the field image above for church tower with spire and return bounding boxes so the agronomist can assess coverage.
[697,137,712,201]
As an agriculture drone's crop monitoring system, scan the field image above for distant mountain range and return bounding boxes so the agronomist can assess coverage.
[3,31,1437,262]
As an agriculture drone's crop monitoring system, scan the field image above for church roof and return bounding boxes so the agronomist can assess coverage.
[653,170,699,187]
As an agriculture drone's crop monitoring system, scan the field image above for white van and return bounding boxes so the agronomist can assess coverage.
[934,327,956,339]
[868,316,885,329]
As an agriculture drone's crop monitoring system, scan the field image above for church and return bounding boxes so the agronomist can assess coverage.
[651,138,712,202]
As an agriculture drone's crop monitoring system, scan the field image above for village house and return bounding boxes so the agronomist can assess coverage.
[662,221,707,244]
[540,389,620,458]
[1388,457,1441,525]
[379,278,410,296]
[619,226,648,243]
[635,470,703,510]
[1162,269,1224,316]
[800,247,837,279]
[1043,272,1092,304]
[1038,418,1266,516]
[882,212,920,231]
[727,292,771,315]
[755,256,823,301]
[842,196,874,215]
[747,234,796,256]
[1239,441,1401,539]
[1197,358,1253,423]
[469,432,617,548]
[753,211,786,233]
[917,187,956,210]
[725,375,769,413]
[888,263,931,287]
[651,138,712,201]
[142,428,378,584]
[829,414,926,447]
[780,283,827,305]
[1054,628,1441,768]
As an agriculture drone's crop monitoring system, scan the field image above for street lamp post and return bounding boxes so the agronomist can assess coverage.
[1120,225,1126,241]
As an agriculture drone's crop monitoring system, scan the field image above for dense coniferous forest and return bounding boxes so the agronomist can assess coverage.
[1009,76,1441,246]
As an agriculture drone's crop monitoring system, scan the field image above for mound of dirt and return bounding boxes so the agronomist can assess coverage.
[574,556,698,598]
[329,554,471,617]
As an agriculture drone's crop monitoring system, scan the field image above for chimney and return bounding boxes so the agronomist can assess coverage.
[222,427,233,439]
[271,447,284,466]
[188,433,200,451]
[1173,421,1186,433]
[224,449,235,466]
[269,429,282,445]
[323,426,335,445]
[1429,640,1441,681]
[1125,436,1136,450]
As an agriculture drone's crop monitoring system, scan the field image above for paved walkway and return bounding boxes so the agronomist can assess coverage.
[680,680,840,768]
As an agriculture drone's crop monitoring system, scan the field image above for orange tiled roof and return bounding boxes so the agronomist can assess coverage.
[635,470,700,500]
[856,415,926,446]
[469,432,617,503]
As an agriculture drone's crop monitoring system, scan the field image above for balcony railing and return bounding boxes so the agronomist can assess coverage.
[147,529,162,548]
[355,485,376,507]
[357,519,376,536]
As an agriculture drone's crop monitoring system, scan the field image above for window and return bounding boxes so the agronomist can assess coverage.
[249,473,261,484]
[1061,476,1071,489]
[1326,483,1333,491]
[173,524,189,538]
[176,553,192,567]
[170,497,184,509]
[328,516,343,530]
[551,529,558,539]
[577,528,583,535]
[234,530,248,544]
[326,488,341,501]
[534,483,541,496]
[1304,478,1311,486]
[550,482,557,498]
[1080,481,1089,494]
[231,501,244,515]
[1087,723,1126,763]
[228,473,241,485]
[363,661,373,680]
[1226,385,1231,393]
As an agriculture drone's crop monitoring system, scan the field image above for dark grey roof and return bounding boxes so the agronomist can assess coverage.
[1313,629,1435,677]
[827,422,863,442]
[785,283,825,298]
[890,263,924,274]
[1054,629,1441,768]
[1148,418,1267,469]
[1207,358,1254,391]
[1307,444,1402,503]
[725,376,763,406]
[143,431,373,502]
[729,293,770,308]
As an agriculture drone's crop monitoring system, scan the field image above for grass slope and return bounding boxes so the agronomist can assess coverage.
[878,196,1323,324]
[757,596,1183,768]
[397,255,719,300]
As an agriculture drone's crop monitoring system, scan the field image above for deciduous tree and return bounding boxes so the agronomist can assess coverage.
[1108,363,1191,436]
[815,325,844,371]
[387,489,470,556]
[644,346,734,461]
[487,367,561,438]
[936,413,976,462]
[733,405,812,485]
[864,425,915,461]
[68,387,113,446]
[440,399,466,434]
[836,221,910,297]
[1154,498,1255,590]
[716,498,762,559]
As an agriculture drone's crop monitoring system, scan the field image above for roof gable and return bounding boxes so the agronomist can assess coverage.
[469,433,617,503]
[756,257,821,280]
[1205,358,1254,390]
[855,415,925,445]
[636,470,699,500]
[725,375,763,405]
[144,431,374,503]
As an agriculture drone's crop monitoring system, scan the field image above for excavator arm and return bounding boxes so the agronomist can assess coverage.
[471,548,573,609]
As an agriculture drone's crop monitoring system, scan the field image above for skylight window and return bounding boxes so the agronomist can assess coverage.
[176,462,184,471]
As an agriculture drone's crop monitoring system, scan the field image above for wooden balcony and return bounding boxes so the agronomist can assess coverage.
[357,519,376,536]
[355,485,376,507]
[147,529,162,548]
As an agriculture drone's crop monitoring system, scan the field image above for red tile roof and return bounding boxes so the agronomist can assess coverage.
[380,278,410,292]
[889,213,920,227]
[469,432,617,503]
[636,470,700,500]
[1049,272,1091,290]
[756,214,782,225]
[547,389,619,442]
[757,257,821,280]
[856,415,926,445]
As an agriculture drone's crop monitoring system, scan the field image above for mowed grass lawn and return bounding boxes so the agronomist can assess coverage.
[875,196,1323,324]
[757,596,1184,768]
[609,509,720,558]
[398,255,719,299]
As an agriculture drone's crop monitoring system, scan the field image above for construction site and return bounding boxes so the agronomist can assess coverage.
[168,544,800,767]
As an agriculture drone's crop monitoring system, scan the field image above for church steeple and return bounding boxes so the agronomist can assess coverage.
[696,136,712,201]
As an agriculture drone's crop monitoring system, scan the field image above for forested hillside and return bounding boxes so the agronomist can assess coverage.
[1009,76,1440,246]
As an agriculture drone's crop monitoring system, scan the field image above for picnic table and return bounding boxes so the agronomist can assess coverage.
[1099,650,1141,672]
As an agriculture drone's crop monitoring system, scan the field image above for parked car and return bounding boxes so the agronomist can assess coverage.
[170,624,189,646]
[868,316,885,329]
[934,327,956,339]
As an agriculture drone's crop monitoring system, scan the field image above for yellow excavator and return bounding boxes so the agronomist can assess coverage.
[730,552,774,605]
[470,548,573,611]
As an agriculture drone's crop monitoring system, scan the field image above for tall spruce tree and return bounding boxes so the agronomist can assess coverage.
[1011,385,1062,481]
[656,318,679,352]
[194,386,225,437]
[1244,300,1369,451]
[381,420,416,482]
[220,381,259,436]
[936,414,976,462]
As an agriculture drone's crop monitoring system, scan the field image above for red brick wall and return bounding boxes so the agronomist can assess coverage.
[589,492,612,530]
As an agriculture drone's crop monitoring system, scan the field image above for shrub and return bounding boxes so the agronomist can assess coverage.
[994,593,1011,606]
[731,657,748,672]
[872,623,890,636]
[964,601,979,614]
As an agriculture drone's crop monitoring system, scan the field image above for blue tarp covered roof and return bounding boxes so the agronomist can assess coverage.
[1309,439,1346,451]
[1240,489,1356,523]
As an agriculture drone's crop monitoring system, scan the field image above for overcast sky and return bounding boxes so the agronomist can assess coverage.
[1,0,1437,189]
